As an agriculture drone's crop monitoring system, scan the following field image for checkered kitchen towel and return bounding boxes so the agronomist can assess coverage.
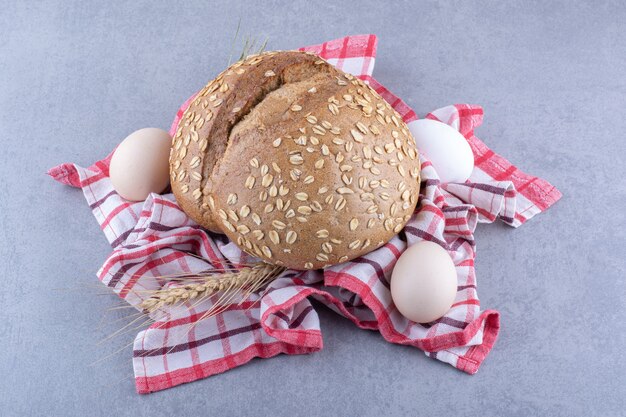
[49,35,561,394]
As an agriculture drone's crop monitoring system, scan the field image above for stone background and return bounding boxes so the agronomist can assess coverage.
[1,1,624,416]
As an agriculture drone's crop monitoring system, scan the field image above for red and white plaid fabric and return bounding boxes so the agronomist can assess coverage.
[49,35,561,394]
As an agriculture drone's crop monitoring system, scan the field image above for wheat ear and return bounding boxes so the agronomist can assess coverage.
[139,263,285,314]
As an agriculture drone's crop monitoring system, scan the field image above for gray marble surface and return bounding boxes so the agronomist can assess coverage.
[1,1,624,416]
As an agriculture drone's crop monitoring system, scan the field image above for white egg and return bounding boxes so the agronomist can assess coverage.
[407,119,474,183]
[390,241,457,323]
[109,128,172,201]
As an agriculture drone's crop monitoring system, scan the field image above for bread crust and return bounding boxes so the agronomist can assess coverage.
[170,51,420,270]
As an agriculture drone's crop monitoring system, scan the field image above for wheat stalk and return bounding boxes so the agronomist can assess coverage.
[139,262,285,314]
[228,19,268,65]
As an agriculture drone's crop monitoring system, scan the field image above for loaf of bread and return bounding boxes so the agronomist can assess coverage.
[170,51,420,270]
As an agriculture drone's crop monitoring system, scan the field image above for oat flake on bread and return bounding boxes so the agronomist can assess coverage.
[170,50,421,270]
